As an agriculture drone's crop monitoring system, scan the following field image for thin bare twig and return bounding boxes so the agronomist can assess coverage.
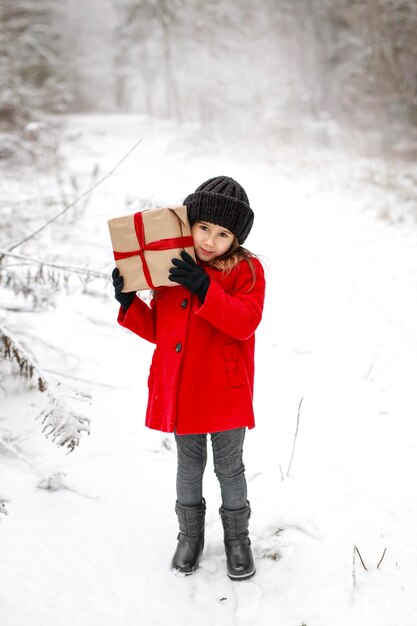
[0,250,108,279]
[377,547,387,569]
[286,396,304,477]
[0,431,36,469]
[5,136,144,254]
[352,545,357,587]
[43,367,119,389]
[354,545,368,571]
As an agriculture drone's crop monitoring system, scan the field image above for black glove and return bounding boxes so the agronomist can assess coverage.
[168,251,210,303]
[112,267,136,311]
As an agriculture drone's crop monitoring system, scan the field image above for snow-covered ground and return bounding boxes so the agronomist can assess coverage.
[1,113,417,625]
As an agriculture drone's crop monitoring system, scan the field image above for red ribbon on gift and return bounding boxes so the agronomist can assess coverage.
[113,211,194,289]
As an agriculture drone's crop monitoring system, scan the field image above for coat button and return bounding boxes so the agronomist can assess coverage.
[181,298,188,309]
[175,342,182,353]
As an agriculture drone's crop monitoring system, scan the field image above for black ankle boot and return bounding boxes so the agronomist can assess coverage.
[171,499,205,574]
[219,501,255,581]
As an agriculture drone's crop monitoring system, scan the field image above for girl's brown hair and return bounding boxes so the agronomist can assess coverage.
[207,238,258,291]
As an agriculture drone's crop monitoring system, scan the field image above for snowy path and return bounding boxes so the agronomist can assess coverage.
[1,114,417,626]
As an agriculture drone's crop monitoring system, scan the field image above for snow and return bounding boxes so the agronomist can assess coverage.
[1,113,417,625]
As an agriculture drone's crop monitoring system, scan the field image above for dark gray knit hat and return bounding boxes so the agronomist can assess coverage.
[183,176,254,244]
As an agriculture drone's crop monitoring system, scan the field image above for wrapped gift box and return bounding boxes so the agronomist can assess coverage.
[108,205,195,292]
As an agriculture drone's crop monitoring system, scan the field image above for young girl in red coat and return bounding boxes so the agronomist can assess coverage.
[112,176,265,580]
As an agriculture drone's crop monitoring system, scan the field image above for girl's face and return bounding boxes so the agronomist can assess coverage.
[191,221,235,261]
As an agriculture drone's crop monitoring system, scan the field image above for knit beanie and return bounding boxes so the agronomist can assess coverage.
[183,176,254,244]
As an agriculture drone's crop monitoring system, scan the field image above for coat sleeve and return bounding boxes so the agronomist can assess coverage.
[195,258,265,341]
[117,294,157,344]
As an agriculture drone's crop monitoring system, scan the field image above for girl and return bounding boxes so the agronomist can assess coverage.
[112,176,265,580]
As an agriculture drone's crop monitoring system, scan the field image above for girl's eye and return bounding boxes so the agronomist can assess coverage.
[219,232,229,238]
[199,224,208,231]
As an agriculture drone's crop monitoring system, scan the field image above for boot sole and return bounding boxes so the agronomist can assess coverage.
[172,568,198,576]
[171,561,201,575]
[227,567,256,581]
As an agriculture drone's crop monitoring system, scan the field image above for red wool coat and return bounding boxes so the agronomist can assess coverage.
[117,257,265,435]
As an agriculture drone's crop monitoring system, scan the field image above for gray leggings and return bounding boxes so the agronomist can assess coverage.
[174,428,247,510]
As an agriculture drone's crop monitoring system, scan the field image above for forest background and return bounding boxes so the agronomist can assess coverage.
[1,0,417,157]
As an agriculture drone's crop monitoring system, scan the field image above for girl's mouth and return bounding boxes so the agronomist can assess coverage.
[200,248,214,256]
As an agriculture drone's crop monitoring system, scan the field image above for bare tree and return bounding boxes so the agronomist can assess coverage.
[0,0,69,131]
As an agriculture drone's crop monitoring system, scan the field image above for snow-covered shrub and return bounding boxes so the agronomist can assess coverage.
[1,324,90,452]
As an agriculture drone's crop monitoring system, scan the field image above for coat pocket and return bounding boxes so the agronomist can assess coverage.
[222,343,244,388]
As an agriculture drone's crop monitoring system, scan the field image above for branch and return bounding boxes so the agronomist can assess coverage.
[377,547,387,569]
[37,472,99,499]
[0,250,108,279]
[286,396,304,477]
[43,367,121,390]
[4,136,144,255]
[1,324,45,388]
[1,324,90,452]
[0,430,35,469]
[354,545,368,571]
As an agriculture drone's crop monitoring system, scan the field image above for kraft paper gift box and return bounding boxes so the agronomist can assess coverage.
[107,205,196,292]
